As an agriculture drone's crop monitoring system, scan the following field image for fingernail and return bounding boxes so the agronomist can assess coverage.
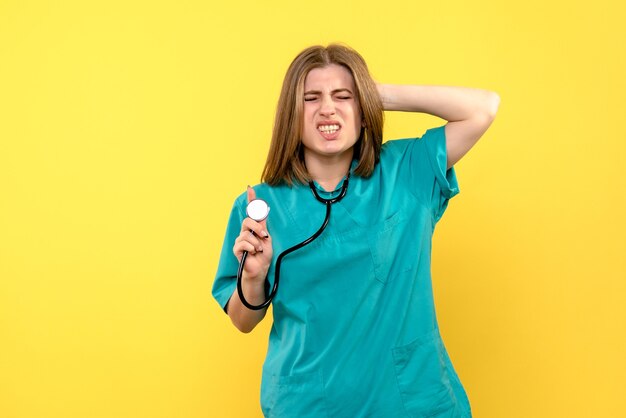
[262,230,269,238]
[257,246,263,252]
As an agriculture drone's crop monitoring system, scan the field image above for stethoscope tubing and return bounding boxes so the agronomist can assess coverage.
[236,174,350,311]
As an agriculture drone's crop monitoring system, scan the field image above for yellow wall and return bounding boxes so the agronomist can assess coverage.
[1,0,624,417]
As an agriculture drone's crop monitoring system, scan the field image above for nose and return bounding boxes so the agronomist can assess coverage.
[319,94,336,116]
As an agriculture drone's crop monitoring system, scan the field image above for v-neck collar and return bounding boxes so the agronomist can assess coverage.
[310,159,358,196]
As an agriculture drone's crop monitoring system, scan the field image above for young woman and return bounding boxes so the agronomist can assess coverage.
[213,44,499,418]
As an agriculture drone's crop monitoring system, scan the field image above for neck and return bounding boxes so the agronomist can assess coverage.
[304,149,353,192]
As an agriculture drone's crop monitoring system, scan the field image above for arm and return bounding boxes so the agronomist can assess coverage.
[227,187,273,333]
[226,273,268,333]
[377,84,500,169]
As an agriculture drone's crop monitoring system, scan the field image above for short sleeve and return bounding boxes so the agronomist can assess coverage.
[403,125,460,222]
[212,195,246,313]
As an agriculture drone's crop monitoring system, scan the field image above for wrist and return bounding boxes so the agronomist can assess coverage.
[376,83,389,109]
[243,269,268,286]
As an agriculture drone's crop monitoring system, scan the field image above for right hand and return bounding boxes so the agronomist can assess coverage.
[233,186,273,284]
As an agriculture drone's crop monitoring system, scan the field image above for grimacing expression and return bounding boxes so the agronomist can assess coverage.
[301,64,363,163]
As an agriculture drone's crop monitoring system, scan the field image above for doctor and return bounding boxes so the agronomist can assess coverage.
[213,44,499,417]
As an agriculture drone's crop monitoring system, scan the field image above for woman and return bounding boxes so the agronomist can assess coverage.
[213,44,499,417]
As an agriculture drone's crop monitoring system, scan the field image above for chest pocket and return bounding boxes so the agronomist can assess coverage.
[367,209,412,284]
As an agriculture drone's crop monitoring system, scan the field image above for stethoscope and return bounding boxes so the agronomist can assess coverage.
[236,173,350,310]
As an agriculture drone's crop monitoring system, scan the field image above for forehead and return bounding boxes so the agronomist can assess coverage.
[304,64,355,91]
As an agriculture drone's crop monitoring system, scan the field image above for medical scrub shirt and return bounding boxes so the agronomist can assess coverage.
[213,126,472,418]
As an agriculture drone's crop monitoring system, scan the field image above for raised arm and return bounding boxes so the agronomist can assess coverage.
[377,84,500,169]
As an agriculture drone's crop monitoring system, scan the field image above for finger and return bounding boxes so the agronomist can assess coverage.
[246,185,270,230]
[247,185,256,204]
[237,231,263,251]
[234,240,258,257]
[241,218,269,239]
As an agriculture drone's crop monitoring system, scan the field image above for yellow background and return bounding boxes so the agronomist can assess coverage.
[1,0,624,417]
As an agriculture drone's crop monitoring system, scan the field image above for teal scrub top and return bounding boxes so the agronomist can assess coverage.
[213,126,472,418]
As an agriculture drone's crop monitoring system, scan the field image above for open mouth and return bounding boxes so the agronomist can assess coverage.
[317,123,341,134]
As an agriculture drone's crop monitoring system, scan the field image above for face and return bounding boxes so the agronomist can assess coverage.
[301,64,363,165]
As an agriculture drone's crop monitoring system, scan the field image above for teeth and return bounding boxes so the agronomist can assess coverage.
[318,124,340,133]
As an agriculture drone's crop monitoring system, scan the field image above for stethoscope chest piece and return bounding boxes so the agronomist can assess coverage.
[246,199,270,222]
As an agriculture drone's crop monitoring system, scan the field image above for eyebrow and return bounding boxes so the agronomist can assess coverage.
[304,88,354,95]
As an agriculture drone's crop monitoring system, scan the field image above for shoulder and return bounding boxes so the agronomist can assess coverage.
[249,181,300,197]
[382,126,445,149]
[242,182,306,209]
[378,136,419,168]
[379,126,446,163]
[381,137,415,155]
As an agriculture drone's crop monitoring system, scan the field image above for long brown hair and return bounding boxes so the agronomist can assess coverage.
[261,44,384,186]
